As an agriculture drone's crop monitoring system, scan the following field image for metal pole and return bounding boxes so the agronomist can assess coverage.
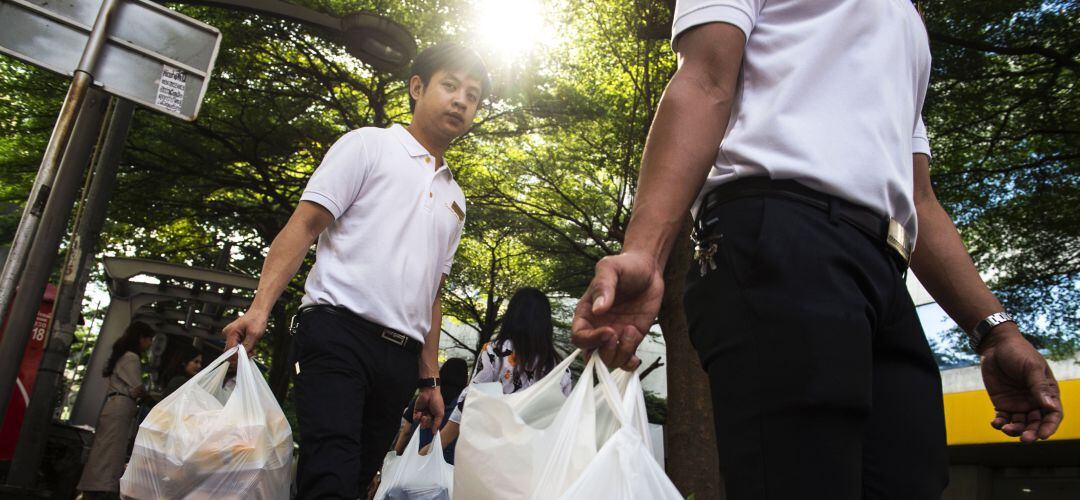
[0,0,120,332]
[7,99,135,487]
[65,300,101,415]
[0,87,110,457]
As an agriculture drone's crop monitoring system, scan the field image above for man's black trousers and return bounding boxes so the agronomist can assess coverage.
[685,193,949,499]
[292,308,418,499]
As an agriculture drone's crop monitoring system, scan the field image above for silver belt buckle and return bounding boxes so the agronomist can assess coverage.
[885,219,911,264]
[381,329,407,347]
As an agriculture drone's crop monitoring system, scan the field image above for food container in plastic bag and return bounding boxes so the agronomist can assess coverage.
[121,346,292,499]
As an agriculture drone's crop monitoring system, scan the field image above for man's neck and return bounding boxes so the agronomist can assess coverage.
[405,122,449,167]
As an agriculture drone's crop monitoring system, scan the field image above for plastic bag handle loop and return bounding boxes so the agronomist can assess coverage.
[430,428,443,453]
[232,344,260,393]
[531,348,581,392]
[402,422,422,456]
[400,425,445,460]
[187,345,241,385]
[588,354,630,429]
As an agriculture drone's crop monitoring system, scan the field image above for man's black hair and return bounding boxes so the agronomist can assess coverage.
[408,43,491,112]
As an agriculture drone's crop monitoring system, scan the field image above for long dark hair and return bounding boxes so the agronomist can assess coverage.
[103,321,154,377]
[440,357,468,404]
[494,288,557,378]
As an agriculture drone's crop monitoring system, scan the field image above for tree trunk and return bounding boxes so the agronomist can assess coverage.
[659,219,723,499]
[267,303,293,402]
[473,294,505,355]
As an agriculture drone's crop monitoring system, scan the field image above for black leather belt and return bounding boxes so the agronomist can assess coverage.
[697,178,912,270]
[294,304,424,355]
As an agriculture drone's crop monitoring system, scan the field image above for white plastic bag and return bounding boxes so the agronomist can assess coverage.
[120,346,293,499]
[374,429,453,500]
[453,350,681,500]
[558,358,682,499]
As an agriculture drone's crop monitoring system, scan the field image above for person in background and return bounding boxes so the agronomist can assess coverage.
[393,357,468,462]
[439,288,572,447]
[77,321,155,499]
[161,345,202,398]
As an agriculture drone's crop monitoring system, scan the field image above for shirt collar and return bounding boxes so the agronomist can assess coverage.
[390,124,454,178]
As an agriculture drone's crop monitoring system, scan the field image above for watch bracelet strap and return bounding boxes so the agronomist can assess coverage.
[968,312,1015,351]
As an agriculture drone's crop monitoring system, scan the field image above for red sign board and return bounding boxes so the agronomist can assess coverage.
[0,284,57,460]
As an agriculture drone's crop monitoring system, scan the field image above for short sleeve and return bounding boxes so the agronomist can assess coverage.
[300,130,372,219]
[469,343,500,385]
[912,114,932,158]
[672,0,765,49]
[443,209,465,275]
[116,352,143,391]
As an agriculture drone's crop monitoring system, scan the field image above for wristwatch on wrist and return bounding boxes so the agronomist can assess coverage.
[968,312,1015,352]
[417,377,440,389]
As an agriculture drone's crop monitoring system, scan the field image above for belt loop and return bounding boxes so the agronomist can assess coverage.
[827,198,840,225]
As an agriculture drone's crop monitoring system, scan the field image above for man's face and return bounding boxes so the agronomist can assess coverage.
[411,69,483,140]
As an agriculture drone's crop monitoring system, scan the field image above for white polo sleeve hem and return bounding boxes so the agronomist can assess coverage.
[911,137,932,158]
[672,3,755,50]
[300,191,345,220]
[912,115,932,158]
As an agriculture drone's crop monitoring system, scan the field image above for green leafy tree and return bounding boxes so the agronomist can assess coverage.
[920,1,1079,354]
[0,1,1076,495]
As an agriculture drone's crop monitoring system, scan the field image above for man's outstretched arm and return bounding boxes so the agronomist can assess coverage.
[909,153,1062,443]
[414,276,447,429]
[571,22,746,369]
[222,201,333,352]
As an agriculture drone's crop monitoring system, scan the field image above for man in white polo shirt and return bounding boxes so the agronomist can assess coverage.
[572,1,1063,498]
[221,44,488,498]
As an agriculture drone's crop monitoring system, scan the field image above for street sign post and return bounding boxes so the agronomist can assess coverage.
[0,0,222,465]
[0,0,222,121]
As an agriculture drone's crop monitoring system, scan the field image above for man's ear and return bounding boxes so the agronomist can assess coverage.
[409,75,425,102]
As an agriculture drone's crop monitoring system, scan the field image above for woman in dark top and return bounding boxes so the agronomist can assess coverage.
[393,357,468,463]
[162,345,202,398]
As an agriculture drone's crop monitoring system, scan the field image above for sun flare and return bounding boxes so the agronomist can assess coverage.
[474,0,553,63]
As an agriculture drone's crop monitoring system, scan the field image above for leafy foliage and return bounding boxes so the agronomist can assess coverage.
[921,1,1079,353]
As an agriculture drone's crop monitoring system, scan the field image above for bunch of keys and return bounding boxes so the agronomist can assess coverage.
[694,239,719,277]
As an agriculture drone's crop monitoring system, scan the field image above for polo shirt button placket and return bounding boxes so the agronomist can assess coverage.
[422,157,437,212]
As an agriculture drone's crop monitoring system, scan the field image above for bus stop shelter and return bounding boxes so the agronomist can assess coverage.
[69,257,257,426]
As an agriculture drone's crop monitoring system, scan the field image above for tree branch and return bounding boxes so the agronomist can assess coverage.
[928,31,1079,71]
